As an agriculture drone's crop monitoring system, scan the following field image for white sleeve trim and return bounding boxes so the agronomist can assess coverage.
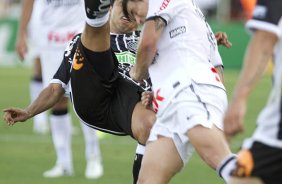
[50,79,67,89]
[246,19,281,38]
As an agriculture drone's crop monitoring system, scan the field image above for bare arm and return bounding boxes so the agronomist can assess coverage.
[16,0,35,61]
[224,30,278,139]
[3,84,65,125]
[130,18,166,81]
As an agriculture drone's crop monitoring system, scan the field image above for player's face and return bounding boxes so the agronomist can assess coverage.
[110,0,138,33]
[125,0,148,25]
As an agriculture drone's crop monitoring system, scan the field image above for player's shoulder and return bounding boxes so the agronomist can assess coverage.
[64,33,81,60]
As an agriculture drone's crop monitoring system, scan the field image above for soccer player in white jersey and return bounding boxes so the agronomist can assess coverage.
[15,0,103,179]
[224,0,282,183]
[123,0,236,183]
[16,0,48,134]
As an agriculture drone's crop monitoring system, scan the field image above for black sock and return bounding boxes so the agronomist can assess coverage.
[132,153,143,184]
[84,0,111,27]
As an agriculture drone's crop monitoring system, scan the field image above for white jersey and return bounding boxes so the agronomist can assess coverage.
[245,1,282,148]
[146,0,224,94]
[40,0,85,48]
[27,0,44,58]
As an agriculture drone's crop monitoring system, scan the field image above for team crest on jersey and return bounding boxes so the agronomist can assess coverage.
[126,40,138,53]
[169,26,186,38]
[124,35,139,52]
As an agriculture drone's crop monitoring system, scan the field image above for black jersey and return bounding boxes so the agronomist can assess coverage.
[51,32,151,136]
[111,31,152,91]
[52,32,151,93]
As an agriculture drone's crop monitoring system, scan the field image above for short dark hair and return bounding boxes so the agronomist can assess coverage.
[122,0,130,20]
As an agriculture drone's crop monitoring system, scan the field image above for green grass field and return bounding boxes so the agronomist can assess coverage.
[0,67,271,184]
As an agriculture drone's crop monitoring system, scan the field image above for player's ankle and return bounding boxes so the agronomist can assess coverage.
[217,154,237,183]
[84,0,111,27]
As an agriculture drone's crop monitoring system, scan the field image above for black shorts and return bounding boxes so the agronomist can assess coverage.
[252,0,282,25]
[231,141,282,184]
[70,39,143,137]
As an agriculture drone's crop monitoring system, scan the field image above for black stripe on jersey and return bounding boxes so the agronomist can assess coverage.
[146,16,167,26]
[278,96,282,140]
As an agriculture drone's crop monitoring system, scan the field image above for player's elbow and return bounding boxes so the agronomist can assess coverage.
[49,84,65,99]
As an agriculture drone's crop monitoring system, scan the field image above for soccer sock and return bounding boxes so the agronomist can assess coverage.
[84,0,111,27]
[216,154,237,183]
[30,78,48,131]
[132,144,145,184]
[50,112,73,171]
[80,121,102,161]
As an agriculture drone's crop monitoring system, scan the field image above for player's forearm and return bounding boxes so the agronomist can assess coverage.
[25,84,64,118]
[17,0,34,37]
[231,31,277,101]
[134,40,157,80]
[134,19,164,80]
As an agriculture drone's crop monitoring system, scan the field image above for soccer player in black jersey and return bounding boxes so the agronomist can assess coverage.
[224,0,282,183]
[4,0,154,183]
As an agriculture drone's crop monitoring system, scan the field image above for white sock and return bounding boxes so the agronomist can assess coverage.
[85,12,110,28]
[135,144,145,155]
[50,114,73,171]
[216,154,237,183]
[80,121,102,161]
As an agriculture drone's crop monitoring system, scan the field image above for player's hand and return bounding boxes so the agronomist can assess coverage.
[16,34,28,61]
[3,108,30,125]
[141,91,154,107]
[215,32,232,48]
[223,99,246,141]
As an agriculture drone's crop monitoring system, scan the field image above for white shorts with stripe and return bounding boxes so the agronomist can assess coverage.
[148,80,227,165]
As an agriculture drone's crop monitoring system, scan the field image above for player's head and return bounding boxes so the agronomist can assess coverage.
[110,0,138,34]
[122,0,148,25]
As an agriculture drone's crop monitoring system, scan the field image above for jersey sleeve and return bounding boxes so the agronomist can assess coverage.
[146,0,186,25]
[51,34,81,95]
[211,49,224,68]
[246,0,282,38]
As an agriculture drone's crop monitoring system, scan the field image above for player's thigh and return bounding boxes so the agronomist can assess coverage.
[139,137,182,183]
[187,125,230,169]
[131,102,156,143]
[230,177,264,184]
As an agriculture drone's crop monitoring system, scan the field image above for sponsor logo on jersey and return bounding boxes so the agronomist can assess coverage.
[72,47,84,70]
[169,26,186,38]
[115,51,136,65]
[48,31,77,44]
[160,0,171,10]
[153,89,165,113]
[46,0,80,6]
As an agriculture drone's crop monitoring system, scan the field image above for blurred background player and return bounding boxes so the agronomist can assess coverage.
[224,0,282,183]
[16,0,48,135]
[15,0,103,179]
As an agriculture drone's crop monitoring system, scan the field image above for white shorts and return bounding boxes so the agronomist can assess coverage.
[40,46,66,87]
[148,81,228,165]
